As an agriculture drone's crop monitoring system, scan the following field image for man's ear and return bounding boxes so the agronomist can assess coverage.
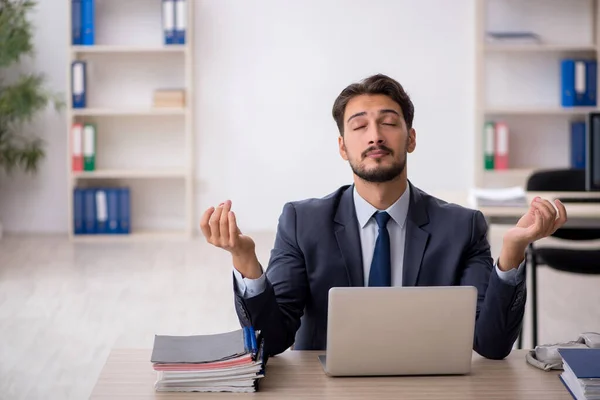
[338,136,349,161]
[407,128,416,153]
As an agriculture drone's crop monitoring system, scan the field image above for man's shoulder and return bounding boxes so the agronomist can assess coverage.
[284,185,351,214]
[414,186,482,222]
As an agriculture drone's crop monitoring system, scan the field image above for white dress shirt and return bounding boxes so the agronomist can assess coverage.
[353,184,409,286]
[234,186,522,298]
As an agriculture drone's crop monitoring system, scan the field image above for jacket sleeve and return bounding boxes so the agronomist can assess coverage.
[459,210,527,360]
[233,202,309,357]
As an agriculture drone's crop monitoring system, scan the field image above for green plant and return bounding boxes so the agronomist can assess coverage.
[0,0,62,174]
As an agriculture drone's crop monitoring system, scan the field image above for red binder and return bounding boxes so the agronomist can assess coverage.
[71,123,83,171]
[494,122,509,170]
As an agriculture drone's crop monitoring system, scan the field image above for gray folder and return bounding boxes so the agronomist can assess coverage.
[151,329,247,364]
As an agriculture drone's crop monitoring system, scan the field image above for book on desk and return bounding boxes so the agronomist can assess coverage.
[558,348,600,400]
[150,327,266,393]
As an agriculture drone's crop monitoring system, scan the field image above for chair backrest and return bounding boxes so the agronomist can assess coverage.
[526,168,585,192]
[526,169,600,241]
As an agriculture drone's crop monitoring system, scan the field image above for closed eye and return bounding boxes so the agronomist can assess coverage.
[353,125,367,131]
[382,123,396,126]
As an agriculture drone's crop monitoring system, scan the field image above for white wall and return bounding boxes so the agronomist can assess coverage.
[0,0,476,234]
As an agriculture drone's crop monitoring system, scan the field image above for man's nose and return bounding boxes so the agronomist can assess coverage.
[367,124,385,145]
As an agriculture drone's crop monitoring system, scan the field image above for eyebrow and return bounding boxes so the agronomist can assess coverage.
[346,109,400,123]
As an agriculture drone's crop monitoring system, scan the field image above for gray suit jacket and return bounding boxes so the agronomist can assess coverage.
[234,182,526,360]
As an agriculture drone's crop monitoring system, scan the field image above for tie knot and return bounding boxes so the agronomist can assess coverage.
[374,211,391,228]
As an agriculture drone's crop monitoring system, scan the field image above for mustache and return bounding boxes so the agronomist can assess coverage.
[362,145,394,159]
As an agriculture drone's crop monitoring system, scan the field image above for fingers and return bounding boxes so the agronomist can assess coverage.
[200,206,215,240]
[531,198,557,236]
[229,210,238,247]
[551,199,568,233]
[220,201,232,246]
[201,200,242,251]
[209,203,224,242]
[530,209,543,237]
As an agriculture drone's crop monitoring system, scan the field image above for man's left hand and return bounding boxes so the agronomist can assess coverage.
[498,197,568,271]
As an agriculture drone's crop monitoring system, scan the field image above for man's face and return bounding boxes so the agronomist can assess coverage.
[338,94,416,183]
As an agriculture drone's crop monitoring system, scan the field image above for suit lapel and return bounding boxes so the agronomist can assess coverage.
[403,182,430,287]
[334,186,364,287]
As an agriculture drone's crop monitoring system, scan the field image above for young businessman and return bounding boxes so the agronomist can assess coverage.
[200,74,567,360]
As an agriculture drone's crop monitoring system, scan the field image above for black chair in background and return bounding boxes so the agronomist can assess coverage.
[517,169,600,349]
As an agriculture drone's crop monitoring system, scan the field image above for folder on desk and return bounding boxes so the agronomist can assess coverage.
[81,0,95,45]
[174,0,187,44]
[558,348,600,400]
[150,328,265,393]
[162,0,176,45]
[72,61,86,109]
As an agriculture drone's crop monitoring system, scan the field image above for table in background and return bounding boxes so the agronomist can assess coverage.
[478,191,600,227]
[90,349,570,400]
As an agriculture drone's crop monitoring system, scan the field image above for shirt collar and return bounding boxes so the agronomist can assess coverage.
[353,183,411,229]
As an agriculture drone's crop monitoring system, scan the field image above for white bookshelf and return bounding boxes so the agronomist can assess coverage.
[71,168,188,180]
[71,45,187,54]
[66,1,195,241]
[475,0,600,190]
[71,107,186,117]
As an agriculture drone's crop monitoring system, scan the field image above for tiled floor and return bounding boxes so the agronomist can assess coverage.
[0,230,598,399]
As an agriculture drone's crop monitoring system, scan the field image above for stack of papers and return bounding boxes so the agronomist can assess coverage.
[485,31,541,44]
[150,328,265,393]
[559,348,600,400]
[468,187,528,208]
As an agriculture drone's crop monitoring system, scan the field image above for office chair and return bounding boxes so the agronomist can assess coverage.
[519,168,600,349]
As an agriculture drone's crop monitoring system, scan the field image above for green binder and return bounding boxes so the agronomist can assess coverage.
[83,123,96,171]
[484,121,495,170]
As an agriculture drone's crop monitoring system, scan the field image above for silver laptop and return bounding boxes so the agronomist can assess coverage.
[319,286,478,376]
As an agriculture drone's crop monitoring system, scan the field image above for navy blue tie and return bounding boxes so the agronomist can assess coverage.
[368,211,392,287]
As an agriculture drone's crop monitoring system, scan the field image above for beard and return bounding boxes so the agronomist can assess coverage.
[349,144,407,183]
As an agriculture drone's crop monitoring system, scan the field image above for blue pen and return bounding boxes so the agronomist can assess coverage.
[242,327,250,352]
[249,327,257,352]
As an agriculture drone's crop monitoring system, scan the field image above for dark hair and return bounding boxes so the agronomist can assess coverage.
[332,74,414,136]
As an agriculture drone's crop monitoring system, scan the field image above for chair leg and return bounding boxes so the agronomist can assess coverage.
[531,245,538,348]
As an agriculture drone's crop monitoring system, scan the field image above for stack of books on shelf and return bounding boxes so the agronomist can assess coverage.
[151,328,266,393]
[73,187,131,235]
[558,348,600,400]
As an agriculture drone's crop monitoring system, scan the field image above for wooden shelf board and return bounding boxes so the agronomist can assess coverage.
[484,44,597,53]
[71,45,188,54]
[71,108,186,117]
[72,169,188,179]
[71,230,189,242]
[483,168,534,176]
[483,107,598,116]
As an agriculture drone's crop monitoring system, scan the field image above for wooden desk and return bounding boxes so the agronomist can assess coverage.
[90,349,571,399]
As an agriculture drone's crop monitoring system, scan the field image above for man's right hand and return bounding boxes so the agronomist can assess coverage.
[200,200,263,279]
